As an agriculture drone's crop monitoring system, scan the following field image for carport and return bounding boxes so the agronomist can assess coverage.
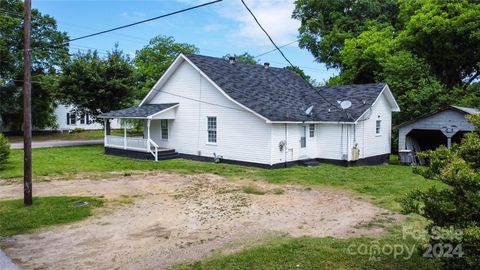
[397,106,478,165]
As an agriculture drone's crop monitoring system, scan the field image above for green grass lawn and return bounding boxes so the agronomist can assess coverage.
[5,129,135,143]
[0,146,440,269]
[0,145,437,211]
[173,226,437,270]
[0,196,103,237]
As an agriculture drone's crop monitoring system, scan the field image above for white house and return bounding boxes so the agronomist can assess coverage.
[54,104,121,131]
[99,53,400,168]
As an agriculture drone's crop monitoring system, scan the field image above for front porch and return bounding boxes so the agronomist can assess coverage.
[98,103,179,161]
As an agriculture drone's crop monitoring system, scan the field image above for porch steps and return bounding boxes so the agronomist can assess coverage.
[301,159,320,167]
[155,149,180,161]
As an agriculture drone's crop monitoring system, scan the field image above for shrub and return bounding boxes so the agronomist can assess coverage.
[72,128,85,133]
[402,114,480,269]
[0,133,10,168]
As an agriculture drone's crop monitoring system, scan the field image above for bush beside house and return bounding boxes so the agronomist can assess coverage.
[402,114,480,269]
[0,133,10,168]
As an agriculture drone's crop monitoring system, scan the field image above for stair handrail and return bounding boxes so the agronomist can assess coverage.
[148,138,159,161]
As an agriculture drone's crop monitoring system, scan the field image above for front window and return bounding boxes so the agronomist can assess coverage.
[376,120,381,134]
[161,119,168,140]
[207,117,217,143]
[80,113,86,125]
[68,112,76,125]
[309,124,315,137]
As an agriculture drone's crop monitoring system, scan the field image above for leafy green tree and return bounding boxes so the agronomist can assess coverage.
[293,0,480,126]
[223,52,259,65]
[339,26,397,84]
[398,0,480,89]
[134,36,198,97]
[378,51,447,123]
[58,46,137,132]
[0,133,10,168]
[402,114,480,269]
[0,0,69,130]
[292,0,399,68]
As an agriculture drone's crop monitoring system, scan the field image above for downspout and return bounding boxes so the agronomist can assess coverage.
[196,73,202,155]
[340,124,344,159]
[284,123,288,168]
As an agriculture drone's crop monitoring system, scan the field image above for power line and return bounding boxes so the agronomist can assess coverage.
[239,0,344,113]
[66,0,222,44]
[240,0,294,68]
[255,39,299,58]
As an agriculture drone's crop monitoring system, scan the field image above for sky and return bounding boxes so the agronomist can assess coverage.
[33,0,338,83]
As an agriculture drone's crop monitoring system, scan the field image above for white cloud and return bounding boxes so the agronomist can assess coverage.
[178,0,299,48]
[219,0,299,47]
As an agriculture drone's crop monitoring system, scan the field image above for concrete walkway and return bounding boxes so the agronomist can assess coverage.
[10,139,103,149]
[0,250,21,270]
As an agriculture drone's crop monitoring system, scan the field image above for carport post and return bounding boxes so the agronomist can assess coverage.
[447,137,452,149]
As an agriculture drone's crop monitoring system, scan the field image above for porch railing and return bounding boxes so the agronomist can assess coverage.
[105,135,158,161]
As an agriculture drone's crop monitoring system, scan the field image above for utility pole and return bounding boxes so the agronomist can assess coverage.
[23,0,32,206]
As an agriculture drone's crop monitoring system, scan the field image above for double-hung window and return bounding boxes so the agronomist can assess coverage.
[80,113,86,125]
[376,120,381,135]
[207,117,217,144]
[161,120,168,140]
[309,124,315,138]
[67,112,76,125]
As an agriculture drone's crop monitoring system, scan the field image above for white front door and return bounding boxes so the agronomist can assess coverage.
[299,125,307,158]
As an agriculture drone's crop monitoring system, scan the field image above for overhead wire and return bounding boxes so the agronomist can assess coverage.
[65,0,222,44]
[239,0,348,118]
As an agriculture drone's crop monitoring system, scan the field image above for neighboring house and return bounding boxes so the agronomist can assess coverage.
[54,104,121,131]
[99,53,400,168]
[397,105,479,165]
[0,104,121,133]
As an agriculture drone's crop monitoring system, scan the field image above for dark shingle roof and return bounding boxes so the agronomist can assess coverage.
[184,53,387,122]
[98,103,178,118]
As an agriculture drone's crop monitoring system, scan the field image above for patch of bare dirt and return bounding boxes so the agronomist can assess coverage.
[0,173,400,270]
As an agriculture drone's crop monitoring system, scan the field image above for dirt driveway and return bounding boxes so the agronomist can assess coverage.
[0,173,398,270]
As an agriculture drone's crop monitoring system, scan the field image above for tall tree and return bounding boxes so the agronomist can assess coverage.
[292,0,399,69]
[134,36,198,97]
[58,46,137,132]
[0,0,69,130]
[398,0,480,89]
[293,0,480,124]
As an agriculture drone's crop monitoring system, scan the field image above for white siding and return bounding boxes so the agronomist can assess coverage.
[54,104,121,131]
[142,58,395,165]
[317,124,352,160]
[354,93,392,158]
[316,93,392,161]
[147,61,272,165]
[270,123,318,164]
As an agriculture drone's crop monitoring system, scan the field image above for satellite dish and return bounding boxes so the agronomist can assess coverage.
[305,105,314,115]
[340,100,352,110]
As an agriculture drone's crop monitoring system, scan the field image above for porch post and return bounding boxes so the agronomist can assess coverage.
[147,119,151,150]
[104,119,107,146]
[123,124,127,149]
